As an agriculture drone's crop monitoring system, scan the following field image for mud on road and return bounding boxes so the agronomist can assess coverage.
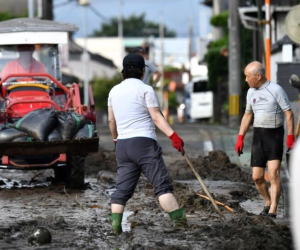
[0,148,294,250]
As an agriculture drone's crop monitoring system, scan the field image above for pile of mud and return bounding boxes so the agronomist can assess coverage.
[85,149,117,177]
[167,150,253,183]
[86,149,253,184]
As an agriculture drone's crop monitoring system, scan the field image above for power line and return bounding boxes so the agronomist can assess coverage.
[88,5,109,21]
[53,0,73,8]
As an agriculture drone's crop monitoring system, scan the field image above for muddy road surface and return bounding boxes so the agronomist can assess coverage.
[0,123,295,249]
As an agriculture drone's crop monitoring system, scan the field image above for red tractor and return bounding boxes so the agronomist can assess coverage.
[0,18,99,189]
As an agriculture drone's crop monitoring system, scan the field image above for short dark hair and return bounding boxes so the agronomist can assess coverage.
[122,68,144,80]
[121,53,146,79]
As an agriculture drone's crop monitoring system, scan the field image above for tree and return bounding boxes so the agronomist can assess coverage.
[206,10,252,123]
[92,13,176,37]
[90,74,122,110]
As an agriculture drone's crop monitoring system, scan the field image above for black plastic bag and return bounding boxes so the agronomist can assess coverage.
[12,136,32,142]
[14,108,58,141]
[0,128,27,142]
[47,128,62,141]
[72,124,97,139]
[57,112,86,140]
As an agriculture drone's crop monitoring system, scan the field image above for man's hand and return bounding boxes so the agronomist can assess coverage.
[287,134,295,149]
[235,135,244,156]
[169,132,184,155]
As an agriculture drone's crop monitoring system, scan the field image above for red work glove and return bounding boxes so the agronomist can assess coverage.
[169,132,184,155]
[235,135,244,156]
[287,135,295,150]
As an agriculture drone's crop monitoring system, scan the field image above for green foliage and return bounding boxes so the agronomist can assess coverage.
[206,9,253,121]
[206,47,228,91]
[0,12,14,21]
[92,13,176,37]
[206,10,229,91]
[241,27,253,77]
[209,35,228,48]
[90,74,122,110]
[164,66,180,72]
[210,11,228,29]
[0,11,26,21]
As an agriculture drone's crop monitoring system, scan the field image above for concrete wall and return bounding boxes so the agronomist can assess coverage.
[62,59,117,82]
[75,38,123,70]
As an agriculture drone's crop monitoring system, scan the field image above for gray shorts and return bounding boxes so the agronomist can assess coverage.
[251,126,284,167]
[111,137,174,206]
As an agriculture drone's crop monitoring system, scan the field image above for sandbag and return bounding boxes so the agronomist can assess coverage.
[14,108,58,141]
[0,128,27,142]
[0,124,8,131]
[72,124,97,139]
[47,128,62,141]
[57,112,86,140]
[12,136,32,142]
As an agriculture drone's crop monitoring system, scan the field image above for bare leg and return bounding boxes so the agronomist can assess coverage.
[267,160,281,214]
[158,193,179,212]
[252,166,271,207]
[111,204,125,213]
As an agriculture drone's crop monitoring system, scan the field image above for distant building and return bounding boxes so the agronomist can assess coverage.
[62,37,117,82]
[75,37,191,70]
[238,0,299,85]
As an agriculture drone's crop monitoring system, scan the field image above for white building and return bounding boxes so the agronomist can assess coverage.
[74,37,191,70]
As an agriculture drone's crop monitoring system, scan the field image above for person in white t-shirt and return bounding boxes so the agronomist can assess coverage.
[107,53,187,236]
[235,61,295,218]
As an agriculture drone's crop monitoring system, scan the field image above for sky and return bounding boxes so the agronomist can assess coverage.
[53,0,212,39]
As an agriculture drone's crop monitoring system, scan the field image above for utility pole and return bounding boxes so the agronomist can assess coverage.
[188,16,193,61]
[159,13,165,114]
[41,0,53,20]
[265,0,271,79]
[118,0,124,69]
[28,0,34,18]
[79,0,90,106]
[228,0,241,127]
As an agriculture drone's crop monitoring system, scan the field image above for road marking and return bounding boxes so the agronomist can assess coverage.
[199,129,213,155]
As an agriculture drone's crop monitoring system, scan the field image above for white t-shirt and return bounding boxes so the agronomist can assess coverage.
[108,78,159,140]
[245,81,291,128]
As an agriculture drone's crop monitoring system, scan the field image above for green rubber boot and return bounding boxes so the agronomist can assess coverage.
[168,208,189,228]
[111,213,123,236]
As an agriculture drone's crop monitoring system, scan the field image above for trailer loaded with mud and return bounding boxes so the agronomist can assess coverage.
[0,18,99,189]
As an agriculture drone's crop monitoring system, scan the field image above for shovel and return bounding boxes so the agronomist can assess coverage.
[183,152,226,222]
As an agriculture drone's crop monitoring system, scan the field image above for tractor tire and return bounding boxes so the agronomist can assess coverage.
[54,155,85,189]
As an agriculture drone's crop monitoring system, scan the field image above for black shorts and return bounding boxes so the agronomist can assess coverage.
[111,137,173,206]
[251,126,284,168]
